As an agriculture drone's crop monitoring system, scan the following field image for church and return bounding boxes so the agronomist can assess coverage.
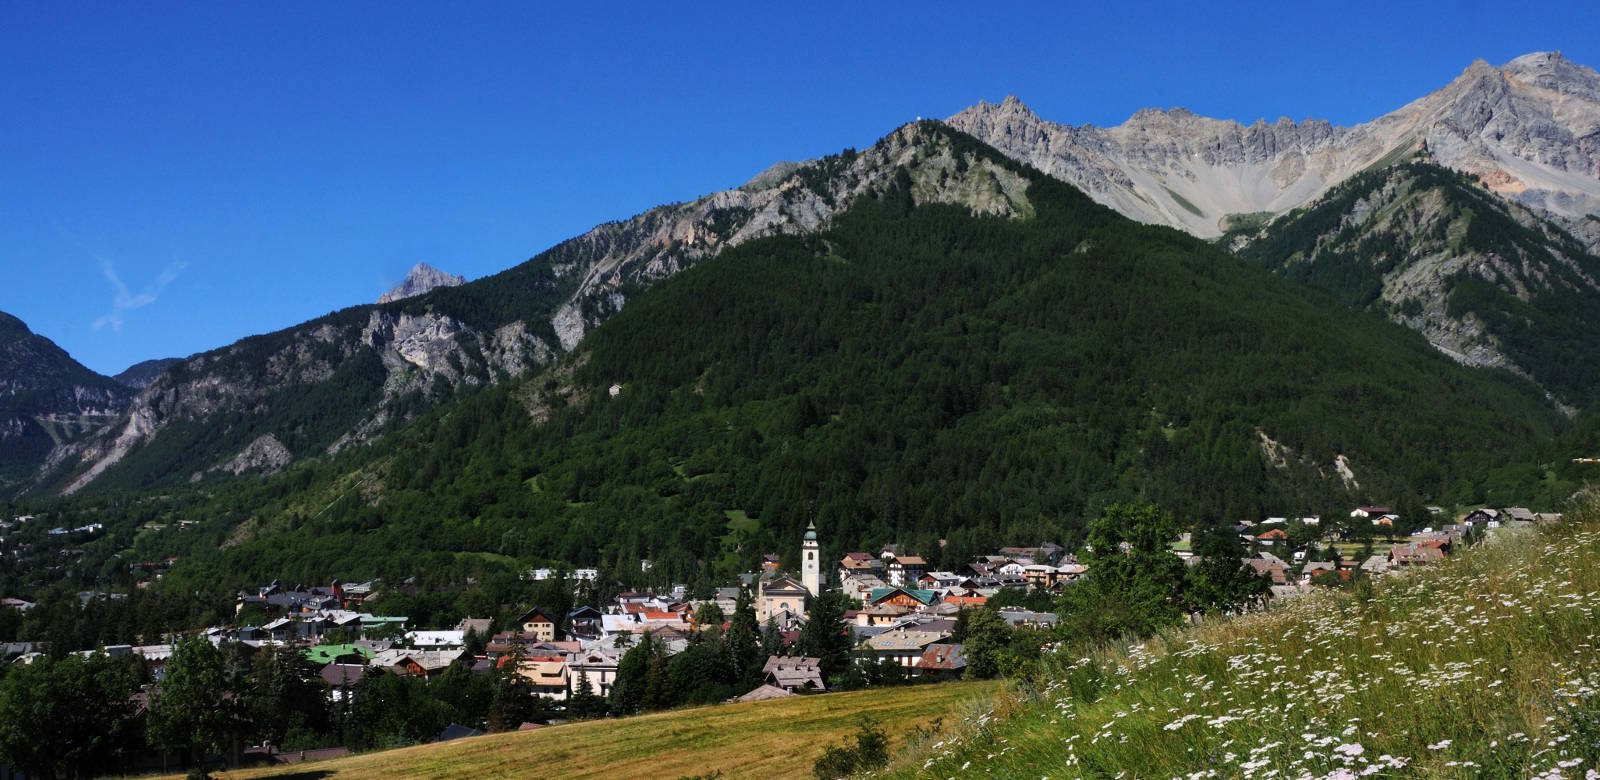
[756,521,821,625]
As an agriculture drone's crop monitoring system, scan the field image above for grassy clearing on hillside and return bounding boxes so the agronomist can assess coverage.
[891,500,1600,779]
[191,681,998,780]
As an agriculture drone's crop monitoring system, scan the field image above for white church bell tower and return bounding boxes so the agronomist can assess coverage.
[802,521,820,596]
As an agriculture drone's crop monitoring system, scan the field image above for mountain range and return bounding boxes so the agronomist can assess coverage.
[7,51,1600,514]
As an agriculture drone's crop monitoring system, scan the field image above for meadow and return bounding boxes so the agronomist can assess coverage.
[184,680,998,780]
[889,501,1600,778]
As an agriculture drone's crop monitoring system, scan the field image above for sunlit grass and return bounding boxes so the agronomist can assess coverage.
[179,680,998,780]
[890,499,1600,779]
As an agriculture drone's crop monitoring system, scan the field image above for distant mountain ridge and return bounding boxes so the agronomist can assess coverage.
[947,52,1600,237]
[0,311,130,487]
[113,358,181,390]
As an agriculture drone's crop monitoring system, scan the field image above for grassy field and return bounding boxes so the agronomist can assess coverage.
[191,681,998,780]
[888,499,1600,778]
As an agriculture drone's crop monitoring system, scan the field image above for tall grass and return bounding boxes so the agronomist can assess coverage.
[890,499,1600,779]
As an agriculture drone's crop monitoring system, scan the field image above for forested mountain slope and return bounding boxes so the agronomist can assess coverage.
[72,124,1573,597]
[0,311,130,490]
[34,123,1034,497]
[1231,160,1600,411]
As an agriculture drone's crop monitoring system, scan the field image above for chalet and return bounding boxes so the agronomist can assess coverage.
[518,607,558,641]
[763,656,825,692]
[567,606,604,639]
[0,598,33,613]
[887,556,927,587]
[757,576,810,623]
[867,586,939,610]
[372,648,465,678]
[303,643,374,666]
[914,643,966,677]
[1350,506,1393,520]
[1359,555,1391,575]
[1464,508,1500,527]
[1256,528,1287,542]
[863,628,947,667]
[761,554,781,575]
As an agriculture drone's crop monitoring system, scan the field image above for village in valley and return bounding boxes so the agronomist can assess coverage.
[0,501,1559,769]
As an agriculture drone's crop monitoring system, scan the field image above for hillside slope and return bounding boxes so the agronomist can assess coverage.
[947,52,1600,237]
[894,501,1600,779]
[0,311,130,489]
[1231,160,1600,410]
[112,124,1574,597]
[170,681,1000,780]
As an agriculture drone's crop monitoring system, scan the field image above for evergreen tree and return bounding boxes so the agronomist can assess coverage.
[726,587,764,689]
[609,633,654,715]
[796,591,853,680]
[1185,519,1267,614]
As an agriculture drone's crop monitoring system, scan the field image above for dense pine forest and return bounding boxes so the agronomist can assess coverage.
[1,126,1585,627]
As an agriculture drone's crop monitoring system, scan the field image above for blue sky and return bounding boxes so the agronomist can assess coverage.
[3,2,1596,375]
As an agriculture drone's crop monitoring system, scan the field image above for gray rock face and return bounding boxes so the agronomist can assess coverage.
[220,434,292,476]
[947,52,1600,237]
[379,263,466,303]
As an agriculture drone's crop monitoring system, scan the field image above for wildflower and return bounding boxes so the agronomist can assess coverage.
[1427,739,1451,750]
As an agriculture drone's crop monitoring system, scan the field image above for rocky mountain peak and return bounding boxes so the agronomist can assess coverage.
[946,51,1600,237]
[378,263,466,303]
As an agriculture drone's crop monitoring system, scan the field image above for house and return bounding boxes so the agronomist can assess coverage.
[304,643,374,666]
[455,617,493,638]
[838,552,883,583]
[1300,561,1336,584]
[858,603,912,627]
[405,630,466,649]
[511,652,569,700]
[863,629,947,667]
[372,649,465,678]
[1245,558,1290,586]
[757,576,810,623]
[321,663,366,700]
[763,656,825,692]
[0,598,33,613]
[761,554,781,575]
[914,643,966,677]
[1350,506,1393,520]
[1391,540,1448,566]
[1464,508,1500,527]
[1359,555,1391,576]
[567,648,621,697]
[916,571,963,591]
[886,556,927,588]
[1504,507,1537,524]
[996,607,1058,629]
[517,607,558,641]
[1021,564,1079,591]
[1256,528,1287,542]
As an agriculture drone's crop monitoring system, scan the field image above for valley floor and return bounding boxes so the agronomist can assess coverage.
[174,681,999,780]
